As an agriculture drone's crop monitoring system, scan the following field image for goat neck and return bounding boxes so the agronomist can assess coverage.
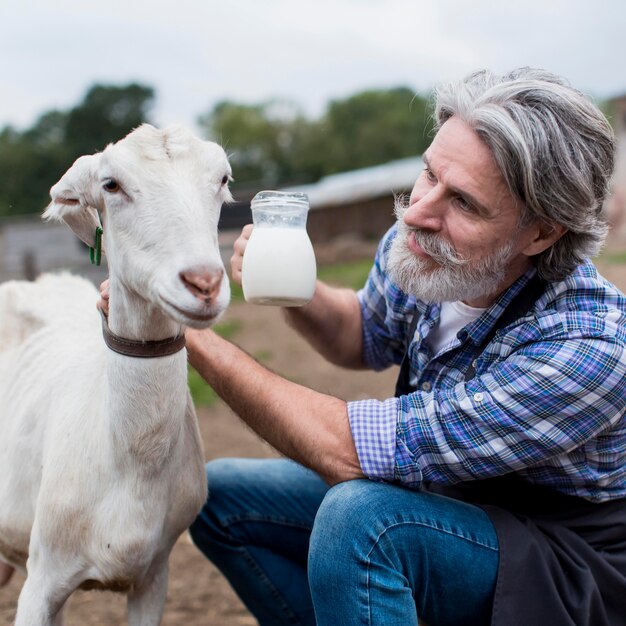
[106,279,183,343]
[103,279,190,473]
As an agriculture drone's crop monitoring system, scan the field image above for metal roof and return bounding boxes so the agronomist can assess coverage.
[281,155,423,210]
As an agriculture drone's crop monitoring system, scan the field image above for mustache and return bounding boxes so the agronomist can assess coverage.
[393,195,468,267]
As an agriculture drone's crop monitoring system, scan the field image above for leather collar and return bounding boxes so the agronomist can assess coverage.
[99,309,185,358]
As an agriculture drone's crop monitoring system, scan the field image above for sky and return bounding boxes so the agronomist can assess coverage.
[1,0,625,133]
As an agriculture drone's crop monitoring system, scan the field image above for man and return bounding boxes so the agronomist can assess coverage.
[188,67,625,625]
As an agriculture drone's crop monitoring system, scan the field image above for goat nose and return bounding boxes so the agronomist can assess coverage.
[180,269,224,304]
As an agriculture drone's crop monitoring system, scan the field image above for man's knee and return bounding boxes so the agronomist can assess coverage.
[308,480,382,587]
[311,480,376,540]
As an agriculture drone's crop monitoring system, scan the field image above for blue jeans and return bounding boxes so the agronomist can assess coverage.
[189,458,499,626]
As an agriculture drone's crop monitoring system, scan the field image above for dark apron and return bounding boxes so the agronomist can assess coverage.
[394,278,626,625]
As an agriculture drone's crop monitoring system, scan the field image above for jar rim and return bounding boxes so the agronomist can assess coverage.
[251,190,309,209]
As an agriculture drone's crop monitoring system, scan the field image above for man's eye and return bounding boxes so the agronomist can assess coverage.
[424,167,436,183]
[455,196,474,213]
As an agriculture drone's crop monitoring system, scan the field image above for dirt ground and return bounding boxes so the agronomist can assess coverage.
[2,246,625,625]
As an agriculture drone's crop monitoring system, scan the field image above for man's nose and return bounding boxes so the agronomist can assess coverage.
[404,184,446,231]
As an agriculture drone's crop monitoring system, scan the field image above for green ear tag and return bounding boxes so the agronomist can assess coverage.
[89,226,103,266]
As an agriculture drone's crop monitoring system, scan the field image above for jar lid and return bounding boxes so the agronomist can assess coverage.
[251,190,309,209]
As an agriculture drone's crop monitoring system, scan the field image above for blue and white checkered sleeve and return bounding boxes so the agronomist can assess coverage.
[347,397,424,488]
[347,397,401,481]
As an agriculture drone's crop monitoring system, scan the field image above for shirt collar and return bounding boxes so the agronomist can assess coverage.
[456,266,539,346]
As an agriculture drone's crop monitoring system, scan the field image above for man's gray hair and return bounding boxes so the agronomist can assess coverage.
[434,67,615,281]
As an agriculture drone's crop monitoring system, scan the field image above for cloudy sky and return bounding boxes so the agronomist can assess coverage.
[1,0,625,132]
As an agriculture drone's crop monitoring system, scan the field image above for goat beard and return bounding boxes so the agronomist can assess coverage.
[387,197,516,303]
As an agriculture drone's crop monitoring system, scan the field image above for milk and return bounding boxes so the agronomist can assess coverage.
[242,227,317,306]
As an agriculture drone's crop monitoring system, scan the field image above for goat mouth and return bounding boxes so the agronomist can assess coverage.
[159,296,219,323]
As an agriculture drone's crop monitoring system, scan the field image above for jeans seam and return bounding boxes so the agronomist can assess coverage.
[195,511,310,625]
[222,514,314,532]
[239,547,303,626]
[369,519,498,552]
[365,520,498,626]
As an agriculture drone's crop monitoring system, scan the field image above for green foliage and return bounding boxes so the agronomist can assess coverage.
[187,317,244,407]
[0,83,154,218]
[229,280,244,302]
[0,82,434,218]
[187,367,219,408]
[64,84,154,156]
[198,99,312,187]
[212,318,243,339]
[254,349,274,363]
[318,258,374,290]
[602,249,626,264]
[198,87,434,187]
[1,82,614,220]
[319,88,434,175]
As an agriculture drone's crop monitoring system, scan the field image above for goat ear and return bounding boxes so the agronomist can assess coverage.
[43,154,103,247]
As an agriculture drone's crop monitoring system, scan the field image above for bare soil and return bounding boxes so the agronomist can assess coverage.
[1,250,625,626]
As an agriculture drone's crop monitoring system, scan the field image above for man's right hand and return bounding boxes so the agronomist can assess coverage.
[230,224,253,287]
[98,279,110,317]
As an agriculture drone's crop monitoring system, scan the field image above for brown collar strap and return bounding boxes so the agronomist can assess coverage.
[99,309,186,358]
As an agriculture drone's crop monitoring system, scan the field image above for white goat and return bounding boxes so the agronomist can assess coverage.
[0,124,232,625]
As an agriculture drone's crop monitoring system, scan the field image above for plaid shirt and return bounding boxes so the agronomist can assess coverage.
[347,226,626,502]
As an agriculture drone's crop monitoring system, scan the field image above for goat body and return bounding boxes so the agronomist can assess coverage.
[0,125,232,625]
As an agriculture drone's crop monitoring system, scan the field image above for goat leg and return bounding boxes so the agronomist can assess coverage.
[127,561,169,626]
[14,574,70,626]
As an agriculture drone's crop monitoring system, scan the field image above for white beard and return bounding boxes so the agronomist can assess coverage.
[387,199,516,303]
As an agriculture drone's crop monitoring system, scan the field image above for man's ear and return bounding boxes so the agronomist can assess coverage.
[523,220,568,257]
[43,153,103,248]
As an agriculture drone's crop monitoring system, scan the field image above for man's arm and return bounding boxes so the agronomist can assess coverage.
[231,225,366,369]
[186,327,365,485]
[282,281,366,368]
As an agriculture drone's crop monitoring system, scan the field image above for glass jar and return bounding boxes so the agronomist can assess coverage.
[241,191,317,306]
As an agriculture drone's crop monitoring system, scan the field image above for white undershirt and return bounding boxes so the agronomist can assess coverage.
[425,300,486,354]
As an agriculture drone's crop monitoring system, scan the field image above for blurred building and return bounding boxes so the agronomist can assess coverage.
[283,155,422,243]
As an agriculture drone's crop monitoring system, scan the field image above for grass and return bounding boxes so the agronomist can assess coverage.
[230,281,244,302]
[602,250,626,264]
[187,368,219,408]
[187,317,243,408]
[318,258,373,290]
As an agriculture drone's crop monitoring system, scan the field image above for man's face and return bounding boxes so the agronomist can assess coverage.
[389,116,540,306]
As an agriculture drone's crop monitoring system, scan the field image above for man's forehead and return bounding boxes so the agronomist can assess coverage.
[425,118,520,215]
[432,117,504,180]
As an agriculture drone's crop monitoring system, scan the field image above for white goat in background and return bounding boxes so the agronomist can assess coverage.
[0,124,232,625]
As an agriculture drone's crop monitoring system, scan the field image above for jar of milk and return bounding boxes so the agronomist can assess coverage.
[241,191,317,306]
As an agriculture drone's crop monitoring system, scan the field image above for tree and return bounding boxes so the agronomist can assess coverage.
[320,88,433,175]
[64,84,154,155]
[197,87,434,189]
[0,83,154,217]
[199,99,310,187]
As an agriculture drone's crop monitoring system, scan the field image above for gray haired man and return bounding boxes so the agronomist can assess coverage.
[187,68,626,625]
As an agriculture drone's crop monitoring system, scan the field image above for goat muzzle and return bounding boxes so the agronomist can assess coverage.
[180,269,223,304]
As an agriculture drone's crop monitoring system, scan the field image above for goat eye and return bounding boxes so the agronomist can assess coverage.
[103,179,120,193]
[221,175,229,185]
